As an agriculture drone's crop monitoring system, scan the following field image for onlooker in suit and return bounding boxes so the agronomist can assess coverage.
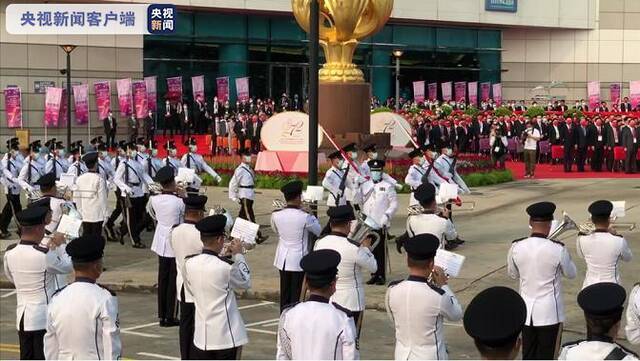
[604,120,621,171]
[103,110,117,148]
[587,119,606,172]
[575,119,590,172]
[620,97,633,112]
[559,118,577,172]
[621,120,638,174]
[144,110,155,142]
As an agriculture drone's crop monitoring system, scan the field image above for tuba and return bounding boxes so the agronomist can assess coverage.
[349,214,381,250]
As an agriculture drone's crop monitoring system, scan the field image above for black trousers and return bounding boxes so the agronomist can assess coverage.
[122,196,146,244]
[279,269,304,312]
[163,115,177,137]
[106,191,123,227]
[82,221,103,237]
[191,346,240,360]
[371,228,387,279]
[106,131,116,148]
[0,193,22,232]
[18,316,45,360]
[576,147,587,171]
[237,136,247,153]
[591,145,604,171]
[157,256,178,320]
[563,147,574,172]
[605,147,617,171]
[522,323,562,360]
[179,298,195,360]
[625,145,638,173]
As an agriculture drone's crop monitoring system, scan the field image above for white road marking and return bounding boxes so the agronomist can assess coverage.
[1,290,16,298]
[245,318,280,327]
[120,322,157,331]
[246,328,277,335]
[137,352,179,359]
[261,321,279,327]
[238,301,275,310]
[120,330,162,338]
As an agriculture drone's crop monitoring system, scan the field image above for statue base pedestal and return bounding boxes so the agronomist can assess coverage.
[319,82,370,146]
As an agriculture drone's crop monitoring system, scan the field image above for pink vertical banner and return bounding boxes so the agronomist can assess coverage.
[166,76,183,103]
[412,81,425,103]
[4,87,22,128]
[44,87,63,127]
[441,82,452,101]
[587,81,600,110]
[480,82,491,101]
[235,77,250,101]
[216,76,230,102]
[116,78,132,117]
[94,81,111,120]
[59,89,68,124]
[468,82,478,106]
[72,83,89,125]
[191,75,205,101]
[144,76,157,112]
[132,80,148,119]
[492,83,502,106]
[454,82,467,103]
[428,83,438,101]
[630,80,640,109]
[609,83,621,105]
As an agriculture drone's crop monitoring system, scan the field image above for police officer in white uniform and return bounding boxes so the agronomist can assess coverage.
[463,286,527,360]
[322,150,355,209]
[507,201,577,360]
[1,138,24,238]
[313,205,377,330]
[559,283,638,360]
[576,200,633,289]
[434,146,471,195]
[229,149,266,243]
[113,142,154,248]
[342,143,363,211]
[75,152,109,236]
[184,215,251,359]
[44,234,122,360]
[18,141,45,199]
[405,148,443,206]
[360,144,399,189]
[148,166,185,327]
[386,233,463,360]
[3,207,72,359]
[277,249,359,360]
[44,139,69,179]
[181,137,222,189]
[65,141,88,178]
[626,283,640,345]
[271,180,322,311]
[163,140,183,174]
[144,140,164,180]
[406,183,457,249]
[171,194,207,360]
[105,142,128,243]
[361,160,398,285]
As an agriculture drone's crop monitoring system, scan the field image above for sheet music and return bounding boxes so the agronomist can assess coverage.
[230,217,259,245]
[59,174,76,187]
[177,167,196,184]
[56,214,82,238]
[305,186,325,202]
[611,201,626,218]
[439,183,458,202]
[434,249,465,277]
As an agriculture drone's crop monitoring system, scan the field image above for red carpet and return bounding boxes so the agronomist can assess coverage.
[506,161,640,180]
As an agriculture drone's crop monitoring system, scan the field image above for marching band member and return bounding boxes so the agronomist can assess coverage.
[361,160,398,285]
[163,140,183,174]
[3,207,72,360]
[313,205,377,329]
[507,201,577,360]
[576,200,632,289]
[113,142,154,248]
[65,142,88,178]
[44,139,69,179]
[181,137,223,189]
[463,287,527,360]
[271,180,322,311]
[148,166,184,327]
[105,142,128,242]
[1,138,24,239]
[171,194,207,359]
[405,148,442,206]
[18,141,45,198]
[44,234,122,360]
[276,249,359,360]
[32,173,65,235]
[627,283,640,345]
[406,183,457,249]
[74,152,108,237]
[184,215,251,359]
[229,149,267,243]
[386,234,463,360]
[559,283,638,360]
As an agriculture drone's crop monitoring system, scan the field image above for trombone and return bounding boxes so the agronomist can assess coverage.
[407,200,477,216]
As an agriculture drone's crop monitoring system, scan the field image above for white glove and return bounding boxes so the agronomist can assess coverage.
[216,175,223,183]
[231,197,240,204]
[354,176,365,185]
[395,183,403,191]
[380,214,390,226]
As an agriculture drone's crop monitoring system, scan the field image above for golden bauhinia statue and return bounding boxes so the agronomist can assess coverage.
[292,0,393,83]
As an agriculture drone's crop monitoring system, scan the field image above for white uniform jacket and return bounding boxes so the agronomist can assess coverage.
[170,222,203,303]
[271,207,322,272]
[163,156,183,175]
[113,158,153,198]
[627,284,640,345]
[229,163,256,202]
[507,234,577,326]
[322,166,352,207]
[386,276,463,360]
[18,158,44,192]
[2,154,23,195]
[45,157,69,179]
[65,161,88,178]
[3,241,73,331]
[406,212,457,247]
[143,156,164,179]
[576,230,632,288]
[276,294,359,360]
[559,338,638,360]
[313,233,377,312]
[148,193,185,258]
[344,163,363,205]
[361,159,398,187]
[404,163,443,206]
[181,152,221,189]
[45,196,66,234]
[74,172,109,223]
[44,279,121,360]
[185,250,251,350]
[434,155,470,194]
[361,178,398,228]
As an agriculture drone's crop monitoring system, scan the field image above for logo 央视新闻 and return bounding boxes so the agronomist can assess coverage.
[147,4,176,34]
